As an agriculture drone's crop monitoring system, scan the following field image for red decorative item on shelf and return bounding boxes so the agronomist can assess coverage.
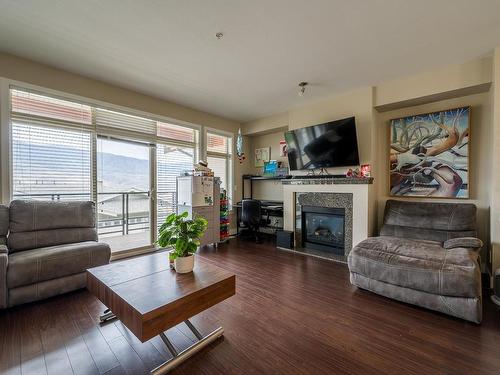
[360,164,371,177]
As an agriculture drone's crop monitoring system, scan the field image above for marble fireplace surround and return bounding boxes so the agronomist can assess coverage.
[281,178,374,261]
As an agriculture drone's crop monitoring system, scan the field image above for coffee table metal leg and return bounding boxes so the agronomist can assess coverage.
[99,308,116,323]
[184,319,203,340]
[159,332,178,357]
[151,323,224,375]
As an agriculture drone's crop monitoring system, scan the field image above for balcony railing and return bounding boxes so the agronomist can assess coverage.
[12,191,177,238]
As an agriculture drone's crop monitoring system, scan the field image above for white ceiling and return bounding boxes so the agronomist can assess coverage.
[1,0,500,123]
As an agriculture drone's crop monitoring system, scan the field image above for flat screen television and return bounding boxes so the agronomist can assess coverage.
[284,117,359,170]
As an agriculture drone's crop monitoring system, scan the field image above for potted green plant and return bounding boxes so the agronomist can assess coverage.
[157,211,208,273]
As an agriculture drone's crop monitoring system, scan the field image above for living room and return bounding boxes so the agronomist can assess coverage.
[1,1,500,374]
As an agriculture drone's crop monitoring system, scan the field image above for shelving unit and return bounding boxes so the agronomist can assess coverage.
[219,189,229,242]
[241,174,292,199]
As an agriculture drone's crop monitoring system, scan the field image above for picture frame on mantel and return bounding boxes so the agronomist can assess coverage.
[255,147,271,167]
[389,106,470,199]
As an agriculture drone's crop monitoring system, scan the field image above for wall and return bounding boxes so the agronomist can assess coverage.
[0,53,252,208]
[0,53,239,132]
[244,87,376,177]
[247,130,287,201]
[243,55,498,271]
[375,91,492,262]
[491,47,500,272]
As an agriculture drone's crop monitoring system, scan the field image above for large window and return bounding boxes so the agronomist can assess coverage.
[9,86,200,253]
[11,89,92,200]
[206,131,232,204]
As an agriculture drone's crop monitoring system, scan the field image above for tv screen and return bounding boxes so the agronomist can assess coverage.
[285,117,359,170]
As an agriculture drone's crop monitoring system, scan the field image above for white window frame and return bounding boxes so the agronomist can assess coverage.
[1,79,203,202]
[203,127,234,207]
[0,79,236,246]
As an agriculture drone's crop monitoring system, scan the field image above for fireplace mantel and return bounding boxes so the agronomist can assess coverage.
[282,180,374,262]
[282,176,374,185]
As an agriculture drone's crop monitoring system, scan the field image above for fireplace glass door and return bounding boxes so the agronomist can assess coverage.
[302,206,345,255]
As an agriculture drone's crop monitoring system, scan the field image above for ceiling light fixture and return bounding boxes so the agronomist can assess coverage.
[298,82,308,96]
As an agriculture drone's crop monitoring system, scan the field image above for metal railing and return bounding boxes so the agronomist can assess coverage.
[12,191,177,237]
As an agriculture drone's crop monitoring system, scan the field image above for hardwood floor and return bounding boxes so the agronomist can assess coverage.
[2,238,500,374]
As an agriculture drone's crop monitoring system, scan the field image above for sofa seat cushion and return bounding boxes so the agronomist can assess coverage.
[7,241,110,289]
[348,236,480,298]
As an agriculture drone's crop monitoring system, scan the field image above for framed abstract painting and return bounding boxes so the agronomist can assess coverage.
[389,106,470,198]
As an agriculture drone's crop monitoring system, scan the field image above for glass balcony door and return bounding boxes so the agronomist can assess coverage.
[97,136,153,253]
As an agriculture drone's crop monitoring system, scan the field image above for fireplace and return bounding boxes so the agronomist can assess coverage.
[301,206,345,255]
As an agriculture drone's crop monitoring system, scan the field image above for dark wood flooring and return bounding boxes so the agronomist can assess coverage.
[2,239,500,374]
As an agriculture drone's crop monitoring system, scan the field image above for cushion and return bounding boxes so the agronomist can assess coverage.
[9,200,95,233]
[8,200,97,253]
[7,241,110,288]
[8,227,97,252]
[380,200,477,242]
[444,237,483,250]
[383,200,477,231]
[348,236,481,298]
[0,204,8,245]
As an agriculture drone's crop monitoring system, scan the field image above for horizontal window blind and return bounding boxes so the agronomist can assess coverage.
[11,88,93,128]
[158,122,196,143]
[207,132,231,154]
[11,89,93,201]
[207,155,228,192]
[156,144,195,228]
[95,108,156,140]
[12,123,92,200]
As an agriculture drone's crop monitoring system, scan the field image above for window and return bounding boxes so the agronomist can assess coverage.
[9,86,201,254]
[156,144,196,229]
[206,131,232,204]
[11,89,92,200]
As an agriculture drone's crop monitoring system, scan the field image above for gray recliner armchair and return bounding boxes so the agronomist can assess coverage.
[348,200,482,323]
[0,200,111,308]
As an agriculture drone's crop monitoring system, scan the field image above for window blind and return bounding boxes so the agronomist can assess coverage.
[207,155,228,192]
[11,88,93,129]
[207,132,231,154]
[206,131,232,204]
[95,108,156,140]
[11,89,93,201]
[156,143,195,228]
[12,122,92,200]
[157,122,196,143]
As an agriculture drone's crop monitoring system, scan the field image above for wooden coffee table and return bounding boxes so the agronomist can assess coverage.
[86,252,236,374]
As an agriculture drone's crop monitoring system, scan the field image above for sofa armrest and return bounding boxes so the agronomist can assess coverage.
[443,237,483,250]
[0,250,7,309]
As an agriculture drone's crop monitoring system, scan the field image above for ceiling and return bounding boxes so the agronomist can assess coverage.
[1,0,500,123]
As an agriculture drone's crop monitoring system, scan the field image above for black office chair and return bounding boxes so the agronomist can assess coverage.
[240,199,262,243]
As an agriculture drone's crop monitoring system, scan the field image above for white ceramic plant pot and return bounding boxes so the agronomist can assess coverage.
[174,255,195,273]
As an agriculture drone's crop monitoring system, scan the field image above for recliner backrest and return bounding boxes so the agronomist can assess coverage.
[380,199,477,242]
[0,205,8,246]
[7,200,97,252]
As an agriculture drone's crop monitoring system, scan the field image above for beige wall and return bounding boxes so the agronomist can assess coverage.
[375,92,492,262]
[0,53,251,208]
[0,53,239,132]
[374,57,492,109]
[243,55,498,271]
[247,130,288,201]
[491,47,500,271]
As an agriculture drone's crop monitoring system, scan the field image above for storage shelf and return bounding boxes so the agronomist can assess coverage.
[242,174,292,181]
